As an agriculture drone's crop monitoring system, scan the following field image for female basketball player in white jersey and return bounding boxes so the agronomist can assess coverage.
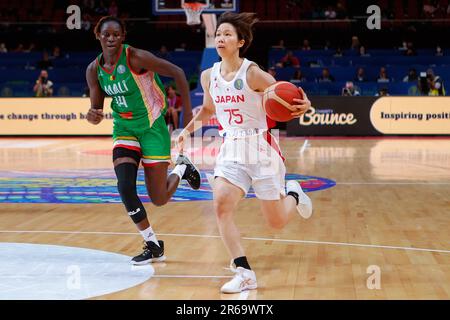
[177,12,312,293]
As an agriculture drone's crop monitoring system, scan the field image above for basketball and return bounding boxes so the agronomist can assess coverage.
[263,81,303,122]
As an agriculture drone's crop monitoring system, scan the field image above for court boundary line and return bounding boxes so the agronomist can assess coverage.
[300,139,309,153]
[0,230,448,254]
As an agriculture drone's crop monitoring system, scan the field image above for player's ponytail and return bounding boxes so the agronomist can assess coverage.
[216,12,258,57]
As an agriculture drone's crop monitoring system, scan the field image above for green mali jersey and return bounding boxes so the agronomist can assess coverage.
[96,44,167,128]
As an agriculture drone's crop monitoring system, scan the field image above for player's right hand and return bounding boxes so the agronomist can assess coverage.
[87,108,104,125]
[290,87,311,117]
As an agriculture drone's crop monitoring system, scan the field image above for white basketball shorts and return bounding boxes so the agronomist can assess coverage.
[214,131,286,200]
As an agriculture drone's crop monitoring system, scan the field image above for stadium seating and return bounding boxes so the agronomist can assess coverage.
[269,48,449,95]
[0,47,448,97]
[0,50,202,97]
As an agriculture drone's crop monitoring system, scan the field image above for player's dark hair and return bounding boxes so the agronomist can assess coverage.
[94,16,126,37]
[216,12,258,57]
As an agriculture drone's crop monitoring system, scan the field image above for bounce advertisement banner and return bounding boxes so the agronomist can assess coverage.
[0,98,113,135]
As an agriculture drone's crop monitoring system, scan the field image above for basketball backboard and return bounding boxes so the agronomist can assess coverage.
[152,0,239,15]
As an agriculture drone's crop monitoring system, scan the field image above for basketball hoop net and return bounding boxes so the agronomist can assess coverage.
[182,2,207,25]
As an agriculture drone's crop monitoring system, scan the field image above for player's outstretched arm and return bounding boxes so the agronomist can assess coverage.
[85,60,105,125]
[176,68,216,153]
[128,47,193,127]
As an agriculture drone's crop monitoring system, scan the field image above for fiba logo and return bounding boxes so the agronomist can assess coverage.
[234,79,244,90]
[66,5,81,30]
[117,65,127,74]
[366,5,381,30]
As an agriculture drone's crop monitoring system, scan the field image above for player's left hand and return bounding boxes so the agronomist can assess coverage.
[290,87,311,118]
[176,129,191,154]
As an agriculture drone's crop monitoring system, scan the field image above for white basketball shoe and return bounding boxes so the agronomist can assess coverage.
[286,180,313,219]
[221,262,257,294]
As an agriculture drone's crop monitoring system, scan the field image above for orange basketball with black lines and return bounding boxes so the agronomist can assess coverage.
[263,81,303,122]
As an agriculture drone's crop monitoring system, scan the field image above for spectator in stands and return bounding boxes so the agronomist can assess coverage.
[301,39,311,51]
[376,88,389,96]
[290,69,306,83]
[23,43,35,53]
[423,1,437,18]
[13,43,24,52]
[354,67,368,82]
[157,45,171,59]
[426,68,445,96]
[403,68,418,82]
[377,67,391,83]
[37,51,53,70]
[324,6,337,19]
[317,68,335,82]
[50,46,62,60]
[359,46,370,57]
[426,68,438,82]
[165,85,183,130]
[268,66,277,79]
[277,50,300,68]
[435,45,444,56]
[333,47,343,57]
[33,70,53,97]
[323,40,332,50]
[0,43,7,53]
[418,71,431,95]
[350,36,360,51]
[405,42,417,56]
[430,81,446,96]
[398,40,408,52]
[81,13,92,31]
[341,81,360,96]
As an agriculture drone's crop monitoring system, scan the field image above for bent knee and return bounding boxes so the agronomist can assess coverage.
[117,181,136,196]
[214,198,234,219]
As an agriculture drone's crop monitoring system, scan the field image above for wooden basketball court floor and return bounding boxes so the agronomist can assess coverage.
[0,135,449,300]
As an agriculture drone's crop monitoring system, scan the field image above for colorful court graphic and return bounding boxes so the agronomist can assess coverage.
[0,170,336,204]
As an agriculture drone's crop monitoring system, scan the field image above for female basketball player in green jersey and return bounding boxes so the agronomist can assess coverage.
[86,16,200,265]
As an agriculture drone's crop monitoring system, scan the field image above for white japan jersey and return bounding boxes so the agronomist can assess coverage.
[209,59,269,137]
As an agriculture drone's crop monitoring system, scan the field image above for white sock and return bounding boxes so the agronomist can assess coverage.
[139,226,158,245]
[170,164,187,180]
